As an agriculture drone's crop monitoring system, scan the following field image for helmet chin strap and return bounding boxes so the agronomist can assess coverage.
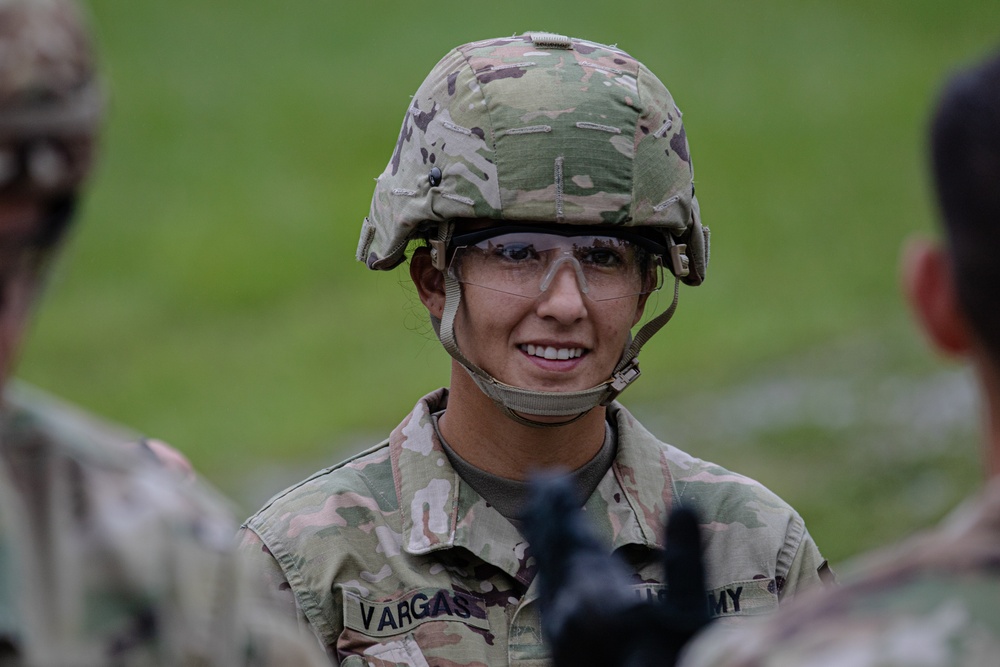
[431,225,682,428]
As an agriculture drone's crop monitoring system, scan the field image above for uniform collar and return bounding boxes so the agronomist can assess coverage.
[0,460,24,656]
[903,475,1000,570]
[389,389,531,583]
[590,402,676,552]
[390,392,677,577]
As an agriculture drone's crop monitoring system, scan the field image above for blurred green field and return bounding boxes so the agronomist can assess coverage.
[15,0,999,564]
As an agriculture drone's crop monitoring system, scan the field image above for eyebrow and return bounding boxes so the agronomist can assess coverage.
[450,226,667,256]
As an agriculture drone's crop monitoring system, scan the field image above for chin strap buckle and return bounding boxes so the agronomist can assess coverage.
[430,238,447,271]
[429,222,452,272]
[609,358,641,395]
[669,241,690,278]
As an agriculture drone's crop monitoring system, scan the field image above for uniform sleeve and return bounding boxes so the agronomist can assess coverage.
[778,525,834,601]
[243,607,332,667]
[238,526,340,664]
[237,526,302,620]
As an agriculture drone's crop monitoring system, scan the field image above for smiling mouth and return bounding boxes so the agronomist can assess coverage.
[519,344,586,361]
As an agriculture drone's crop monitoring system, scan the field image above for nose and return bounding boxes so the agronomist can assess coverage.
[535,260,588,323]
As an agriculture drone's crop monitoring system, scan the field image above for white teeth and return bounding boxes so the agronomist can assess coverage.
[521,345,584,360]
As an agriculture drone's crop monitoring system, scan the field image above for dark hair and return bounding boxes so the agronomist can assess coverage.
[931,47,1000,359]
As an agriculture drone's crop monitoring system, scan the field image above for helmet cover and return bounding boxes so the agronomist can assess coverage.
[359,32,708,284]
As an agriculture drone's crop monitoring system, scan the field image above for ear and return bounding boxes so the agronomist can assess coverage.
[410,246,446,319]
[901,236,972,357]
[631,292,650,327]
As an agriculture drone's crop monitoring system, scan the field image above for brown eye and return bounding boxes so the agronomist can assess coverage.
[581,247,623,268]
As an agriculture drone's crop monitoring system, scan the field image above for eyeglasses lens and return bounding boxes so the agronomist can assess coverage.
[449,232,662,301]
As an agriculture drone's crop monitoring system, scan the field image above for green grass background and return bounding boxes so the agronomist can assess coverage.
[16,0,1000,564]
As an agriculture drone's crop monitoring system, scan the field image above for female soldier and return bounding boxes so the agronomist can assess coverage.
[240,32,831,666]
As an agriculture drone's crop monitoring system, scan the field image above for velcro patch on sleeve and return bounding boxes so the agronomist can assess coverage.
[343,588,489,638]
[705,579,778,617]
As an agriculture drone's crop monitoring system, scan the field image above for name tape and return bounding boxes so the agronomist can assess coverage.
[344,588,490,638]
[632,578,779,618]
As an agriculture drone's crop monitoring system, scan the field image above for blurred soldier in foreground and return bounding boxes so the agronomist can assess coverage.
[240,32,831,665]
[0,1,326,664]
[679,47,1000,667]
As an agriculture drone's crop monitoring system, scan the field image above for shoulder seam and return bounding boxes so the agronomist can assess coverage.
[775,511,806,584]
[249,438,392,518]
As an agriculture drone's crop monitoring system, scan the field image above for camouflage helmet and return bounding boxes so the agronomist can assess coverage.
[358,33,710,426]
[0,0,102,196]
[358,32,709,283]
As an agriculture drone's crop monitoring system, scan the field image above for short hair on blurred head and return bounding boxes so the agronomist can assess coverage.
[931,47,1000,361]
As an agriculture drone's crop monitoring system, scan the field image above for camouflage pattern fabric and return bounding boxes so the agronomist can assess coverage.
[359,33,708,286]
[0,0,102,196]
[679,478,1000,667]
[239,389,830,667]
[0,382,328,667]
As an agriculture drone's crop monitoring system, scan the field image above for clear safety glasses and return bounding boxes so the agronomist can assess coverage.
[447,227,665,301]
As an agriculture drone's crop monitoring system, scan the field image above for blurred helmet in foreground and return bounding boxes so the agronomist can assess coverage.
[0,0,102,197]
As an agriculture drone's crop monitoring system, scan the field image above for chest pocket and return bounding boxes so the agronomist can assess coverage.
[340,635,430,667]
[632,578,779,619]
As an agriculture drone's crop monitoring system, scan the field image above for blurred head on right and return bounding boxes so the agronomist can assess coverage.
[927,48,1000,367]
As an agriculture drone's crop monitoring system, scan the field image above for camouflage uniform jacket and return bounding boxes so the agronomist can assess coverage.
[679,477,1000,667]
[239,389,829,667]
[0,382,327,667]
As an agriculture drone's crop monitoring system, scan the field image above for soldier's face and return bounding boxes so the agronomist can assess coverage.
[453,262,648,393]
[0,197,46,382]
